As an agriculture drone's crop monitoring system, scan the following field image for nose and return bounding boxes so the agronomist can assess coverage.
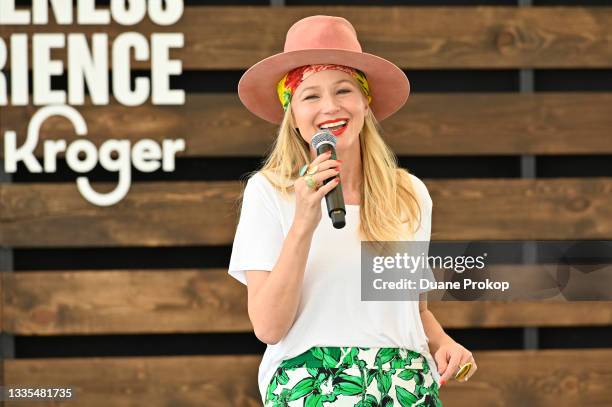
[320,92,341,114]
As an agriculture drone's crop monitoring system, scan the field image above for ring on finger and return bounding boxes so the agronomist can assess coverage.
[307,164,319,175]
[304,175,319,191]
[454,362,472,381]
[299,164,309,177]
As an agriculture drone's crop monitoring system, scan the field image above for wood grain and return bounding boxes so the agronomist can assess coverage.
[1,7,611,68]
[4,350,612,406]
[4,269,611,335]
[439,349,612,407]
[4,355,262,407]
[4,270,249,335]
[1,178,611,247]
[2,93,612,157]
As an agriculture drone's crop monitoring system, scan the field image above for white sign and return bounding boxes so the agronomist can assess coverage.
[1,0,187,206]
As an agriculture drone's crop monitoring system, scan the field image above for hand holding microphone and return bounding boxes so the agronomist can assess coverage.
[310,131,346,229]
[292,148,341,235]
[292,130,346,233]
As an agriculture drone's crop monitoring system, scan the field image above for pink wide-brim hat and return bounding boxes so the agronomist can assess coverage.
[238,15,410,125]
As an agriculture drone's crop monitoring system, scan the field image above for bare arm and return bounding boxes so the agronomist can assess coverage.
[419,293,455,355]
[246,224,314,345]
[242,153,339,345]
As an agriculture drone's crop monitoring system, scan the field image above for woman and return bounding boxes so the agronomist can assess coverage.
[228,15,476,406]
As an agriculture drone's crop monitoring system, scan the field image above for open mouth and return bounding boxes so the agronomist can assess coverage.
[318,119,349,136]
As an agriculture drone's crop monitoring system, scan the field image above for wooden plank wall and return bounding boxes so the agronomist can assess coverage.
[1,4,611,407]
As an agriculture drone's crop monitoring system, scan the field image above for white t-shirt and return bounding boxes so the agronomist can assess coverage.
[227,171,440,404]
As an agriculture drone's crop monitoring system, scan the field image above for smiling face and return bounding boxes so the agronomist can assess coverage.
[290,69,369,153]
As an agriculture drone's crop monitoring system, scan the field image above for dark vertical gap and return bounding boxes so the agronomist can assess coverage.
[518,0,540,352]
[0,161,16,385]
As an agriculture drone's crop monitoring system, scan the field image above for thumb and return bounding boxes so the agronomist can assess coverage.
[434,348,448,375]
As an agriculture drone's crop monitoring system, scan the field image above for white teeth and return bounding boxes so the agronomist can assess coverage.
[319,120,347,129]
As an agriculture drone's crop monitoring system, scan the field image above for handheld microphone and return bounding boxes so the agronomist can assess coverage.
[311,130,346,229]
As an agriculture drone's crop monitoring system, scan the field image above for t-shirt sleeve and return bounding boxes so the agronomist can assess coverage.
[227,174,285,286]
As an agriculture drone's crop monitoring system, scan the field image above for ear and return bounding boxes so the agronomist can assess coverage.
[363,95,370,113]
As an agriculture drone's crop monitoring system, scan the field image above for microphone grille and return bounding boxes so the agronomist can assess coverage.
[311,130,337,150]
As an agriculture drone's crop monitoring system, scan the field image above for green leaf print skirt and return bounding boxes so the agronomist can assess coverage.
[264,346,442,407]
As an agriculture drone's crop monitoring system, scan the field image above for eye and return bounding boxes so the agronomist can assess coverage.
[337,88,351,94]
[303,94,318,100]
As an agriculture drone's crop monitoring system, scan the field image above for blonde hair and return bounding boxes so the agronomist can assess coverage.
[235,104,424,243]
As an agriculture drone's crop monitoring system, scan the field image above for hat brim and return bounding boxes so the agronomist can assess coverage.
[238,49,410,124]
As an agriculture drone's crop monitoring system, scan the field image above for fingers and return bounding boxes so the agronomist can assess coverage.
[312,150,333,166]
[439,351,462,384]
[296,172,337,197]
[298,151,341,196]
[307,153,341,185]
[453,354,472,382]
[459,353,477,382]
[312,168,340,186]
[434,349,448,377]
[317,175,340,198]
[311,150,341,170]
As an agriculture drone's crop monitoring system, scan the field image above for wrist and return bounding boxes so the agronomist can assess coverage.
[290,222,314,239]
[430,334,455,354]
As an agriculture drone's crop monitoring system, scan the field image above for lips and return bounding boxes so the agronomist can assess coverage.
[317,118,349,137]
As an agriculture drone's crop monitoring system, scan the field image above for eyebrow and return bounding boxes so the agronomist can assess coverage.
[298,79,354,96]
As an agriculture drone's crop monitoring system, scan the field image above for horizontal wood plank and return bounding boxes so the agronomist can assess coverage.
[429,301,612,329]
[4,270,611,335]
[439,349,612,406]
[4,270,249,335]
[4,350,612,406]
[1,7,611,68]
[4,355,262,407]
[0,180,241,247]
[2,93,612,157]
[1,178,611,247]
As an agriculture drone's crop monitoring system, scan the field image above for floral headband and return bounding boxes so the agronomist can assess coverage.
[276,64,372,111]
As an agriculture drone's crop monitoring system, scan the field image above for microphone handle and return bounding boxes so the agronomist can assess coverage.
[317,145,346,229]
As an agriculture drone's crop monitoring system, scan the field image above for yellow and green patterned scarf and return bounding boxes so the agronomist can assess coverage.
[276,64,372,111]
